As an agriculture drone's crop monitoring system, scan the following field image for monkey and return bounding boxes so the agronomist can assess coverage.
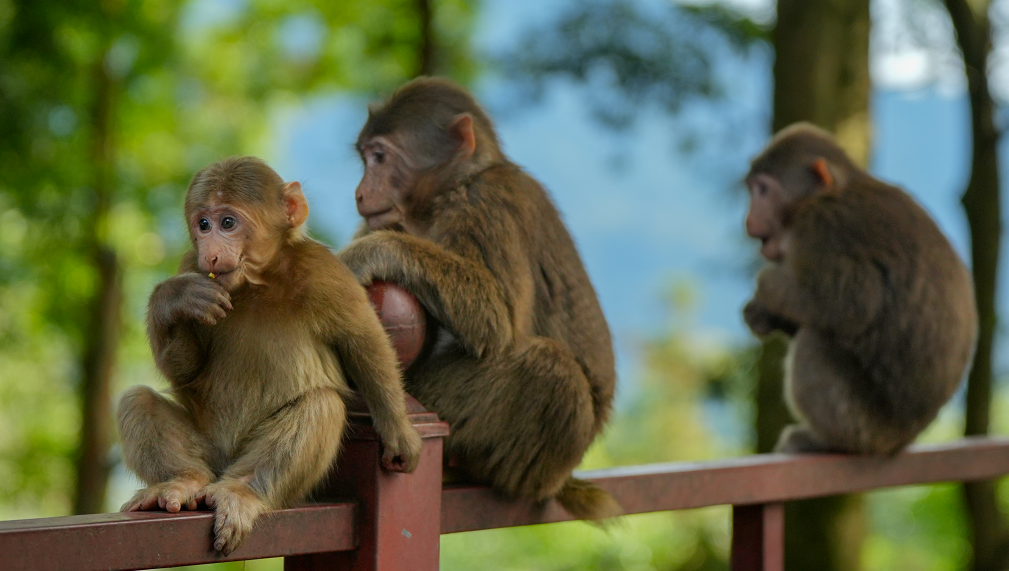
[742,122,978,455]
[117,156,423,555]
[336,77,620,520]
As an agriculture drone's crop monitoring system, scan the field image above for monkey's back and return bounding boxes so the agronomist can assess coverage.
[791,181,977,426]
[430,163,616,421]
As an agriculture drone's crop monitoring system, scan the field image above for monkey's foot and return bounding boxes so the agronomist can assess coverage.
[121,478,206,513]
[199,480,268,555]
[774,425,830,454]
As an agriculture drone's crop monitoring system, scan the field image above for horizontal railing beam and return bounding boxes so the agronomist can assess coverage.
[4,437,1009,569]
[441,437,1009,533]
[0,503,356,571]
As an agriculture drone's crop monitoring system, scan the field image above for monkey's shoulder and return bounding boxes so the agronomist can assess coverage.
[279,239,367,303]
[789,184,945,253]
[444,163,556,217]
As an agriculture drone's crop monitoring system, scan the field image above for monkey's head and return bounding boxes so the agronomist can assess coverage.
[354,77,504,232]
[184,156,309,291]
[745,123,858,261]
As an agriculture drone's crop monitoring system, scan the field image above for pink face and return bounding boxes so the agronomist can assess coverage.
[355,137,413,231]
[745,172,788,262]
[189,204,249,290]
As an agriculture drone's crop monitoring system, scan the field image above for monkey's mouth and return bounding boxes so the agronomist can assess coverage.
[210,269,239,284]
[364,208,397,229]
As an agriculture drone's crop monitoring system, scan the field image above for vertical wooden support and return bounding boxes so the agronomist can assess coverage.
[731,503,784,571]
[286,396,449,571]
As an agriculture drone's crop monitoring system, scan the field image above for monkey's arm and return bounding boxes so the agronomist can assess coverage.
[337,230,513,358]
[782,206,887,337]
[745,263,805,336]
[147,271,231,385]
[325,278,423,472]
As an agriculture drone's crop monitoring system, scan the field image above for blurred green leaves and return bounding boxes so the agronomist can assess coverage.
[0,0,475,517]
[497,0,767,130]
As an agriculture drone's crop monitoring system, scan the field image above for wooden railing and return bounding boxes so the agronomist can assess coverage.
[3,403,1009,571]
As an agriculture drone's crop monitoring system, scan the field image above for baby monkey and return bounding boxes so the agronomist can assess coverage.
[743,123,978,455]
[118,157,422,554]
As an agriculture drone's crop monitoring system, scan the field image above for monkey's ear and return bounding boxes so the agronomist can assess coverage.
[283,181,309,228]
[448,114,476,159]
[813,158,835,188]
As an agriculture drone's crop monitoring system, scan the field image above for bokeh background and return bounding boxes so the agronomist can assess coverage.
[2,0,1009,569]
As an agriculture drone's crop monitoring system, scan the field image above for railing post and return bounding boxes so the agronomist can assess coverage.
[731,503,783,571]
[285,396,449,571]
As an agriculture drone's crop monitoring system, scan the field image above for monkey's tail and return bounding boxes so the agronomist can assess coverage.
[555,477,623,522]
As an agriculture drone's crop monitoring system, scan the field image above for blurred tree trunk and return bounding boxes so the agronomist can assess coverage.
[416,0,436,76]
[759,0,871,569]
[73,46,122,516]
[942,1,1009,569]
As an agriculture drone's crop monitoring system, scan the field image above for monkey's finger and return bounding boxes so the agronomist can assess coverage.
[185,498,198,511]
[208,303,228,321]
[382,453,411,473]
[197,311,220,326]
[217,293,233,312]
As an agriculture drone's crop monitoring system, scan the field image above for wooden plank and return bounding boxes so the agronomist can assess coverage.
[441,437,1009,533]
[0,503,356,571]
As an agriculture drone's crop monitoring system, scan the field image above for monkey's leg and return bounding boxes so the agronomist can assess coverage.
[117,386,215,512]
[198,387,346,555]
[780,330,903,454]
[415,337,596,501]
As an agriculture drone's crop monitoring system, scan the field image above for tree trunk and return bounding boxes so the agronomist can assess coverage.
[73,51,121,515]
[761,0,871,569]
[415,0,436,76]
[942,1,1009,569]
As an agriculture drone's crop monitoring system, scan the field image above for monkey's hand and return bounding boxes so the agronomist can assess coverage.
[121,476,207,513]
[336,233,397,286]
[198,479,268,556]
[743,299,798,337]
[339,232,513,359]
[150,273,233,328]
[379,422,423,473]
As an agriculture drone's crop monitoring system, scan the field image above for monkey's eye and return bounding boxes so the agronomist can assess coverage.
[221,216,236,230]
[198,218,211,232]
[755,182,768,196]
[373,150,386,164]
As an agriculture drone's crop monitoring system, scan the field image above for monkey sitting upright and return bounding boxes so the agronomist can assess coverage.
[117,157,422,554]
[338,78,619,520]
[742,123,978,455]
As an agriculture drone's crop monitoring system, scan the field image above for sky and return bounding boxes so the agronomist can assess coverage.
[264,0,1009,393]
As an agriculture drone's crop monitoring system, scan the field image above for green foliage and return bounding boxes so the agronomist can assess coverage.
[0,0,475,518]
[497,0,766,130]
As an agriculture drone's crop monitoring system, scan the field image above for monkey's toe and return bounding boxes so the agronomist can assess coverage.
[202,480,267,555]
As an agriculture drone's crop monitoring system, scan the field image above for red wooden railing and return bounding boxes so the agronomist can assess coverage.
[3,402,1009,571]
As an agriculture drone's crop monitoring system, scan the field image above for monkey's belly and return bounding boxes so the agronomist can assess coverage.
[195,339,346,457]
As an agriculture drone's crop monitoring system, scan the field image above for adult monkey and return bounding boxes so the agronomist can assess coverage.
[743,123,977,454]
[118,157,422,554]
[338,77,619,520]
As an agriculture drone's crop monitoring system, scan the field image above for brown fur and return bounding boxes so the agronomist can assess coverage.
[118,157,422,555]
[743,123,978,454]
[339,77,620,519]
